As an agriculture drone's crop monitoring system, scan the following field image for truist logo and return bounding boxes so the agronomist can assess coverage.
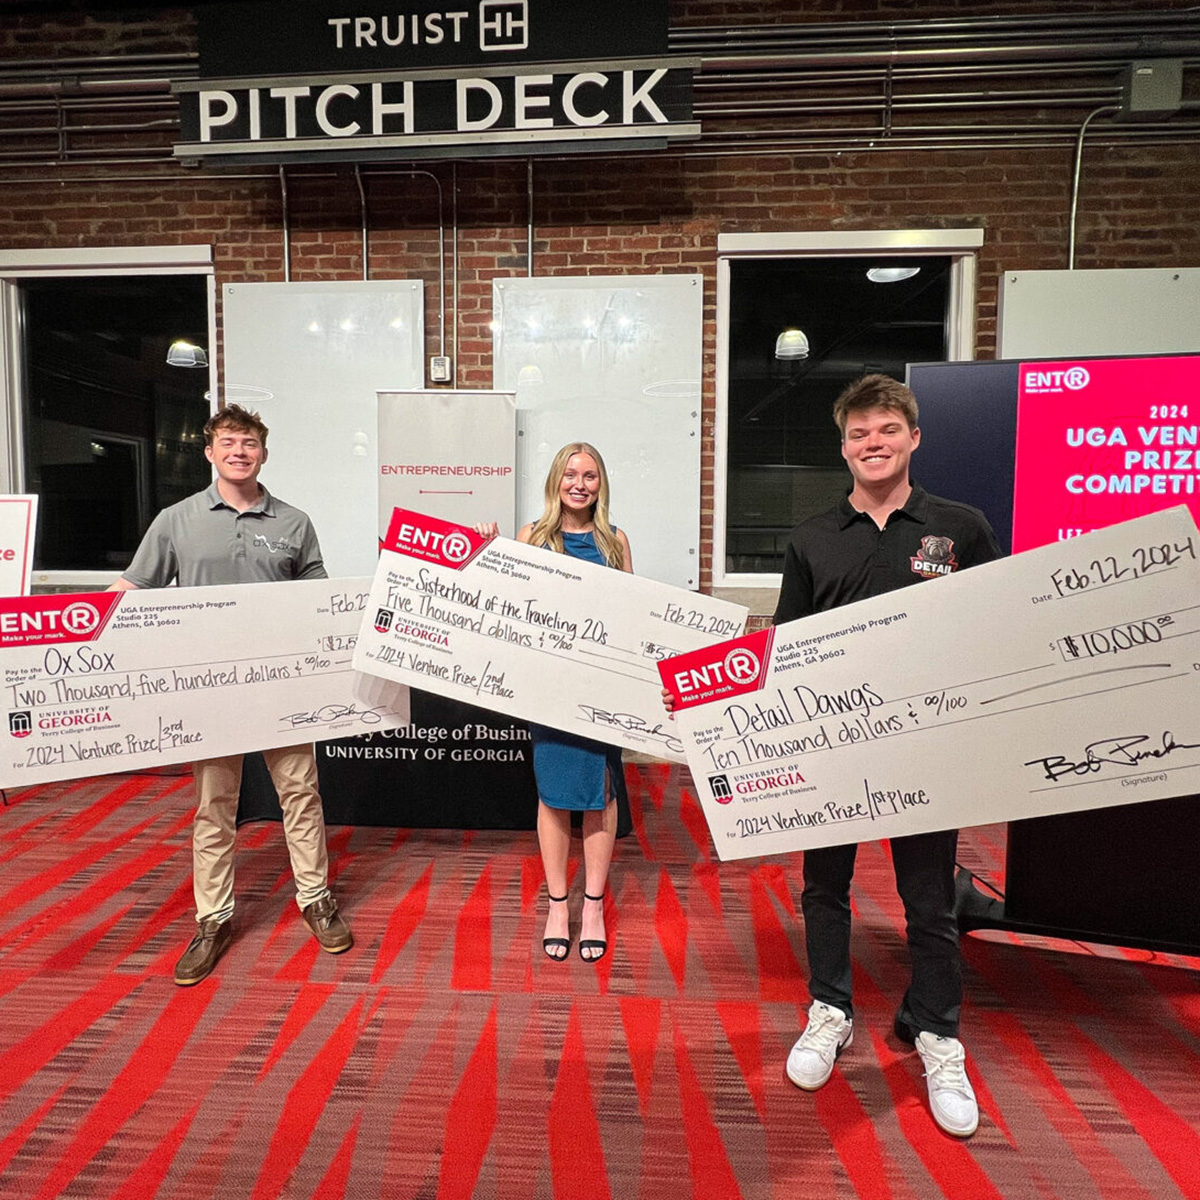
[383,509,484,569]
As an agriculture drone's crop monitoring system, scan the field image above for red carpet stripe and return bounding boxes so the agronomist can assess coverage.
[437,1004,499,1198]
[671,1015,744,1200]
[257,982,338,1082]
[1077,1028,1200,1198]
[815,1071,895,1200]
[369,860,433,984]
[0,809,166,921]
[58,774,173,841]
[677,786,714,857]
[0,1083,69,1176]
[452,861,494,992]
[0,973,141,1105]
[41,902,133,972]
[97,1100,202,1200]
[0,816,190,957]
[619,995,663,1118]
[746,871,805,1003]
[715,1001,767,1121]
[653,868,688,990]
[692,860,723,918]
[249,995,368,1200]
[871,1027,1006,1200]
[548,1004,611,1200]
[28,982,215,1200]
[978,1008,1158,1199]
[310,1113,362,1200]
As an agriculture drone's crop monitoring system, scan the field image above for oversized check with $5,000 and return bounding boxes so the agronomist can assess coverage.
[660,507,1200,860]
[1,580,410,788]
[352,509,747,762]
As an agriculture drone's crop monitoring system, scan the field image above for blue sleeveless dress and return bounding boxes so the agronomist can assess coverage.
[529,530,626,812]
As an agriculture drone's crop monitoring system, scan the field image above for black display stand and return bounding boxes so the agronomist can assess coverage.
[237,688,633,835]
[956,794,1200,956]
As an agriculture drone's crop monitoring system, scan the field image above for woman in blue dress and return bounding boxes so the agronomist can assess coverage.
[481,442,631,962]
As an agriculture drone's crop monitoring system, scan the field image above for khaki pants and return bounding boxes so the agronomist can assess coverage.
[191,743,331,924]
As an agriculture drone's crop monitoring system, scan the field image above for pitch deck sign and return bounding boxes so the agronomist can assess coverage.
[1,579,410,788]
[175,0,698,163]
[661,508,1200,860]
[352,508,746,761]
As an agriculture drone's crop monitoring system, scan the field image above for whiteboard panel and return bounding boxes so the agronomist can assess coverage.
[492,275,703,589]
[997,268,1200,359]
[223,281,424,577]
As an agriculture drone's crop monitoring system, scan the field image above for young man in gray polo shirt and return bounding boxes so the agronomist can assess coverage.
[111,404,352,985]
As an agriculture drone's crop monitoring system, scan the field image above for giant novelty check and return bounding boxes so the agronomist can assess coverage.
[352,509,747,761]
[660,507,1200,860]
[1,579,410,788]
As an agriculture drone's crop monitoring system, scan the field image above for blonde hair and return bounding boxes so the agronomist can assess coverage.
[526,442,624,569]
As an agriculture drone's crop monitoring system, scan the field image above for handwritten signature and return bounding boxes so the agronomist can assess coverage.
[279,704,386,728]
[577,704,683,755]
[1024,731,1200,782]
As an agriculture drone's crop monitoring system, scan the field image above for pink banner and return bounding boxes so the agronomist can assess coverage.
[1012,356,1200,553]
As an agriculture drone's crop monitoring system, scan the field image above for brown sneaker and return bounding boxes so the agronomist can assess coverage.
[302,896,353,953]
[174,916,233,986]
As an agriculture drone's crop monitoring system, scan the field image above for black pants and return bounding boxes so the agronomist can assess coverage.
[800,828,962,1038]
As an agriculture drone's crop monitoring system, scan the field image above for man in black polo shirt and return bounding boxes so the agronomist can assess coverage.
[777,374,1000,1138]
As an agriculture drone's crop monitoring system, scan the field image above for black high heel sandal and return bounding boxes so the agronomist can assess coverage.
[579,891,608,962]
[543,894,570,960]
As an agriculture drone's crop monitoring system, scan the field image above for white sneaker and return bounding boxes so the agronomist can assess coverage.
[915,1031,979,1137]
[786,1001,853,1091]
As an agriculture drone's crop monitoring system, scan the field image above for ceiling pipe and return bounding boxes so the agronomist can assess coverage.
[354,164,369,281]
[1068,104,1120,270]
[279,165,290,283]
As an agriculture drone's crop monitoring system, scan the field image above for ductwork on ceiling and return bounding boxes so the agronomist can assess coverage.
[0,10,1197,169]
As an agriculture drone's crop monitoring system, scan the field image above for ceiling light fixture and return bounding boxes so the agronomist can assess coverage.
[867,266,921,283]
[774,328,810,360]
[166,340,208,368]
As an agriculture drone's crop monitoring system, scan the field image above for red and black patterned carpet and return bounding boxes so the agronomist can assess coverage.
[1,763,1199,1198]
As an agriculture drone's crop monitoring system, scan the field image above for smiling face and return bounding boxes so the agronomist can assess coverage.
[841,404,920,493]
[558,452,601,520]
[205,425,267,488]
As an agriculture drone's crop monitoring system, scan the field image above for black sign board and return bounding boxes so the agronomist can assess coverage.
[196,0,669,77]
[175,61,696,163]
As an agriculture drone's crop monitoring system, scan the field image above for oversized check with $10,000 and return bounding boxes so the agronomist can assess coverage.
[351,509,747,762]
[660,507,1200,860]
[1,579,410,788]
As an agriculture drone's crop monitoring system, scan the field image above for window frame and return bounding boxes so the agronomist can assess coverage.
[0,245,217,589]
[712,229,983,601]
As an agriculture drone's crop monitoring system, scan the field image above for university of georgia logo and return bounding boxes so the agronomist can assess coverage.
[374,608,393,634]
[911,535,958,579]
[709,774,732,804]
[8,711,32,738]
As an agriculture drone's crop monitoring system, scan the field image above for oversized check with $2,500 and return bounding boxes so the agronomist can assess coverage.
[352,509,747,762]
[1,579,410,788]
[660,507,1200,860]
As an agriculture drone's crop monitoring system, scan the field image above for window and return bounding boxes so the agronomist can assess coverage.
[714,230,981,597]
[0,246,216,588]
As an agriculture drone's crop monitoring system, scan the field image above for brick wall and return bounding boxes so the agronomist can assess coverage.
[2,4,1199,592]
